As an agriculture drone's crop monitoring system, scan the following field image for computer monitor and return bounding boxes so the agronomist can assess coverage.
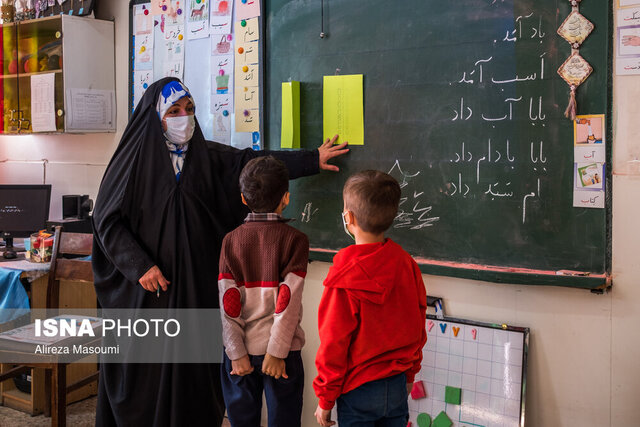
[0,184,52,258]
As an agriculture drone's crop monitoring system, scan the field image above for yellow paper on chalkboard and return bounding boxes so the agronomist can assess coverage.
[323,74,364,145]
[281,81,300,148]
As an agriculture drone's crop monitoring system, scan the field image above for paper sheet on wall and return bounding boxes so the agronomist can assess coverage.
[65,88,115,131]
[234,40,259,65]
[211,94,232,115]
[134,3,153,35]
[211,34,234,95]
[237,17,259,43]
[30,73,57,132]
[210,0,233,34]
[573,114,605,208]
[135,33,154,71]
[323,74,364,145]
[213,113,232,144]
[152,0,181,18]
[236,86,259,111]
[211,56,234,94]
[134,70,153,110]
[161,23,185,79]
[616,7,640,74]
[235,107,259,132]
[235,63,258,86]
[211,33,233,55]
[281,81,300,149]
[187,0,209,40]
[211,94,232,144]
[235,0,260,20]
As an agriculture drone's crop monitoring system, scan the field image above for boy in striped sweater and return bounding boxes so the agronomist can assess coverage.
[218,156,309,427]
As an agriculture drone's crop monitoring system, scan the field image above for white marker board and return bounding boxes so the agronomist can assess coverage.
[409,316,529,427]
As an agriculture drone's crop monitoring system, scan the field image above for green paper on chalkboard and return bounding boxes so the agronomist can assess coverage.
[432,411,452,427]
[416,412,432,427]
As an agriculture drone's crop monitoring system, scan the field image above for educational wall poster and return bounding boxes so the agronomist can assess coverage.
[409,317,528,427]
[235,105,259,133]
[211,33,233,56]
[620,0,640,7]
[237,17,259,43]
[211,56,233,94]
[187,0,209,40]
[211,32,234,143]
[133,70,153,110]
[160,22,185,79]
[210,0,233,34]
[134,33,154,71]
[151,0,176,16]
[131,0,262,148]
[235,0,260,21]
[323,74,364,145]
[573,187,605,209]
[234,20,259,133]
[573,115,606,209]
[574,114,604,145]
[616,7,640,74]
[134,3,154,76]
[212,94,232,144]
[134,3,153,35]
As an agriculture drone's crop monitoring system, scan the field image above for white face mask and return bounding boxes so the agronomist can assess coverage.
[341,211,355,241]
[163,115,195,145]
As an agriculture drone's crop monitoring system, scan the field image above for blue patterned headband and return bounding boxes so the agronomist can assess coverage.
[156,80,195,119]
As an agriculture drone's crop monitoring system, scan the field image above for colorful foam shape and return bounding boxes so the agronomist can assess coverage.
[410,381,426,400]
[416,412,432,427]
[432,411,452,427]
[444,386,461,405]
[439,323,446,333]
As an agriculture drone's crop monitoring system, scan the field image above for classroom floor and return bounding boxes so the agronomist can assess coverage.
[0,397,234,426]
[0,396,96,426]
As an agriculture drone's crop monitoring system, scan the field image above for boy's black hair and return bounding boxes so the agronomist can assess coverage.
[343,170,400,234]
[239,156,289,213]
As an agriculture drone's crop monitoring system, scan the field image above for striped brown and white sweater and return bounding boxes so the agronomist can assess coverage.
[218,213,309,360]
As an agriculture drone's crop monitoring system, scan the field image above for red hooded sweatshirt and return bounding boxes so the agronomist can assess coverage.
[313,239,427,410]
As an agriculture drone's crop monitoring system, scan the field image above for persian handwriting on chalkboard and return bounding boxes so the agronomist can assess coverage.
[301,202,319,223]
[388,161,440,230]
[442,9,551,227]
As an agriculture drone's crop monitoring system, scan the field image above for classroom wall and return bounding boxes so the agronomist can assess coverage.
[0,2,638,426]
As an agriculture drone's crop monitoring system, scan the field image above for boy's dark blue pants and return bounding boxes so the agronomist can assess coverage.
[221,350,304,427]
[337,373,409,427]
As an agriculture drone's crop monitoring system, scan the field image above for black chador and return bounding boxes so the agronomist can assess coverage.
[92,77,318,426]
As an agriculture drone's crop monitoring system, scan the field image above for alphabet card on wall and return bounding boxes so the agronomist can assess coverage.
[409,316,529,427]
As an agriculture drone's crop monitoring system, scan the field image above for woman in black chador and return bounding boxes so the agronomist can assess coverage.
[92,78,347,426]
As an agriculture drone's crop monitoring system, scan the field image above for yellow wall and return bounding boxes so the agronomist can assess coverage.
[0,2,638,426]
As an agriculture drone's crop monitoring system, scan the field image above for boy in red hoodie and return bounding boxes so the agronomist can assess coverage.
[313,170,427,427]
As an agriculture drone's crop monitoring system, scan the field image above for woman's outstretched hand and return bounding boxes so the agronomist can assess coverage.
[318,135,349,172]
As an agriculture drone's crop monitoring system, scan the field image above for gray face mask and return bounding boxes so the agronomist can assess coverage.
[341,211,355,241]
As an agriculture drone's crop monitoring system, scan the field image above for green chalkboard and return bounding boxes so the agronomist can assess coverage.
[264,0,611,289]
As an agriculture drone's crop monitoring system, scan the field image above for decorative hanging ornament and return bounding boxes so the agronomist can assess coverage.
[556,0,594,120]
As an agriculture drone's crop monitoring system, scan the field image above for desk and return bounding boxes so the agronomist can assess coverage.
[0,260,98,415]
